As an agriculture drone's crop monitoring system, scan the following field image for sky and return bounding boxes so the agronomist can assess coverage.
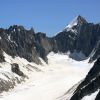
[0,0,100,36]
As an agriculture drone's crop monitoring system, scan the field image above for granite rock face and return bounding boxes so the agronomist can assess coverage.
[0,16,100,95]
[0,16,100,64]
[0,25,53,64]
[11,63,25,77]
[54,16,100,61]
[69,57,100,100]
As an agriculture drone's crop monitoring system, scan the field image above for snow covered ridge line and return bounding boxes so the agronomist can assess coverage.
[0,52,43,93]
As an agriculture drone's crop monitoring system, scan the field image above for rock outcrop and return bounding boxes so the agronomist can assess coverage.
[69,57,100,100]
[0,16,100,64]
[11,63,25,77]
[54,16,100,61]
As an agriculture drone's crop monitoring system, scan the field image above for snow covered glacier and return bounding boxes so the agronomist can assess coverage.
[0,52,93,100]
[0,15,100,100]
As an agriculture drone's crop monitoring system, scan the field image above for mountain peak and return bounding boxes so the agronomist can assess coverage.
[66,15,88,29]
[76,15,88,23]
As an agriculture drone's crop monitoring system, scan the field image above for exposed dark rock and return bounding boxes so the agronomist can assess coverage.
[89,40,100,62]
[0,72,26,93]
[54,22,100,61]
[69,57,100,100]
[11,63,25,77]
[54,31,76,53]
[0,16,100,64]
[0,25,57,64]
[0,78,15,93]
[0,49,5,62]
[0,15,100,96]
[95,91,100,100]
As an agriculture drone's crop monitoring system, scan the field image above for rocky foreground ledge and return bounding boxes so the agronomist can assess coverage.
[61,57,100,100]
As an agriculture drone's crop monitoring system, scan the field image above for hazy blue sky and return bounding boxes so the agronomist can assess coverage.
[0,0,100,36]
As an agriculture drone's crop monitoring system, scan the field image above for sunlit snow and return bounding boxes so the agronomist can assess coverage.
[0,52,93,100]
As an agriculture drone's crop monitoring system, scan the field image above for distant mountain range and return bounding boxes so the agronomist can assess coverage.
[0,15,100,64]
[0,16,100,99]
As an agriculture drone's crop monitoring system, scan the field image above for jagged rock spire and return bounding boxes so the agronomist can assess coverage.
[66,15,88,29]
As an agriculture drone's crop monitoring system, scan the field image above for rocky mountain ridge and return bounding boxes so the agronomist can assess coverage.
[0,15,100,64]
[0,15,100,98]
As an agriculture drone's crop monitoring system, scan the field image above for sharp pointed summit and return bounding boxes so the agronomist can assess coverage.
[64,15,88,33]
[76,15,88,24]
[66,15,88,29]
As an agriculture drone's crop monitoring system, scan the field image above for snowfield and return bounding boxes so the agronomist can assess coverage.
[0,52,93,100]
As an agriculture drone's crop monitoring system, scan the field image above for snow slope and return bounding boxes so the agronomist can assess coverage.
[0,52,93,100]
[81,89,100,100]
